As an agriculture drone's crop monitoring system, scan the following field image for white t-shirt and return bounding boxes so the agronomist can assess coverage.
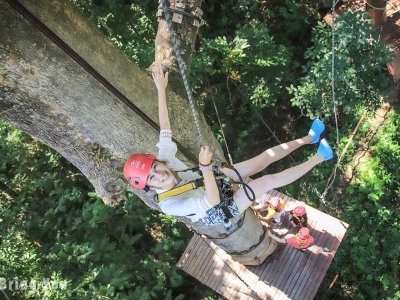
[156,130,214,222]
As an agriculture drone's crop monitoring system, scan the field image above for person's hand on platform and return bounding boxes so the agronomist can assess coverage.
[253,193,269,211]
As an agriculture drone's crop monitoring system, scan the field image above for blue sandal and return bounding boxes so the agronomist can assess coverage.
[317,138,333,161]
[308,119,325,144]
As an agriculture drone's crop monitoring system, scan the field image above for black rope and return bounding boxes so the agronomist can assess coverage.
[5,0,199,164]
[224,165,256,203]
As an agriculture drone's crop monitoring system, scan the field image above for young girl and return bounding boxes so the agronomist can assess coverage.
[269,227,314,250]
[253,196,286,225]
[289,205,308,228]
[124,64,333,226]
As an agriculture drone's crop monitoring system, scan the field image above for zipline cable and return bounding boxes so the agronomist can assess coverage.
[4,0,199,164]
[229,80,297,164]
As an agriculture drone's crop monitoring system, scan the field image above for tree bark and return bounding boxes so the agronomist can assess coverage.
[0,0,272,264]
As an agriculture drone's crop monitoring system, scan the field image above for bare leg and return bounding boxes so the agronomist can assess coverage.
[222,135,313,181]
[233,154,324,213]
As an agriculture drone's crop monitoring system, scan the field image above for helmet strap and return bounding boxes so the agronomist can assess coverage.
[172,171,181,185]
[295,234,308,246]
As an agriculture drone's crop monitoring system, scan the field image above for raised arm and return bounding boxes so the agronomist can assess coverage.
[199,146,220,206]
[152,64,170,130]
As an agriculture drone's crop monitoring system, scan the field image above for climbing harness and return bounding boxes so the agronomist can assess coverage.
[155,177,205,202]
[291,214,307,226]
[154,162,255,225]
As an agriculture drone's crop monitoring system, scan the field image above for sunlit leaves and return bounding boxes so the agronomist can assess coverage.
[289,11,393,119]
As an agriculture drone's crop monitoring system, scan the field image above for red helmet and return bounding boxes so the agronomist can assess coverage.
[124,154,155,190]
[298,227,310,240]
[270,196,281,209]
[294,206,306,216]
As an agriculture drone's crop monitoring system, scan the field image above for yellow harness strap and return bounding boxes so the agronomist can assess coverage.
[156,180,205,202]
[293,214,305,223]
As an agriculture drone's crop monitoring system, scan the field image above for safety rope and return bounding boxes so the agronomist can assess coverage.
[230,80,297,164]
[160,0,205,146]
[1,290,10,300]
[5,0,199,165]
[314,0,341,206]
[210,94,234,165]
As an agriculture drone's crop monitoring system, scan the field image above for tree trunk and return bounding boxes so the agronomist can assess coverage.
[0,0,272,265]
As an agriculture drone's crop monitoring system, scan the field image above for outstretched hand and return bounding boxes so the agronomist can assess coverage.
[152,64,168,91]
[199,146,213,166]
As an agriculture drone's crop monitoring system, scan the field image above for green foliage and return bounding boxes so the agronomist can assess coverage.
[3,1,399,298]
[0,121,214,299]
[314,111,400,299]
[288,11,393,120]
[191,19,294,161]
[71,0,156,68]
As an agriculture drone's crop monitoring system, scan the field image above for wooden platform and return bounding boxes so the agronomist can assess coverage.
[177,191,348,300]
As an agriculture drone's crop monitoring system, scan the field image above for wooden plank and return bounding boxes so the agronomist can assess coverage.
[193,238,216,281]
[206,245,244,299]
[220,281,237,300]
[190,238,250,299]
[296,231,341,299]
[258,198,330,296]
[177,233,196,266]
[282,205,333,297]
[252,196,313,297]
[269,215,318,292]
[256,242,283,280]
[220,267,248,300]
[205,249,226,290]
[285,211,336,299]
[289,226,336,298]
[187,237,212,278]
[302,220,348,299]
[178,192,349,300]
[276,248,312,299]
[259,212,297,281]
[292,211,348,299]
[233,276,253,300]
[177,234,202,269]
[183,236,206,276]
[284,211,331,287]
[271,213,313,290]
[208,241,256,299]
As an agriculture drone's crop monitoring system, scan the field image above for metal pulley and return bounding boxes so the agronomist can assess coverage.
[156,0,203,28]
[172,0,184,24]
